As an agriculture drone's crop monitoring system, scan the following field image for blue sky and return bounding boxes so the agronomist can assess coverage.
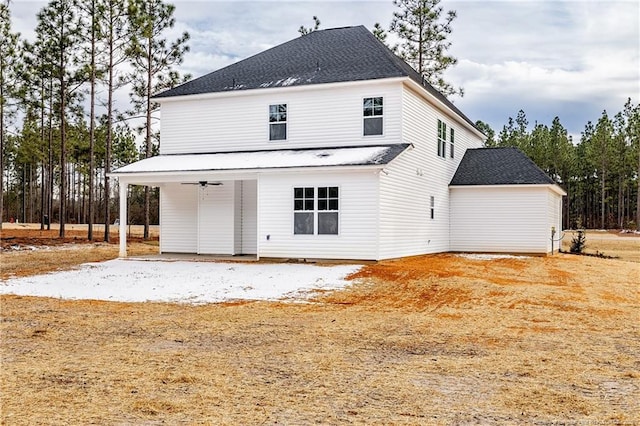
[10,0,640,140]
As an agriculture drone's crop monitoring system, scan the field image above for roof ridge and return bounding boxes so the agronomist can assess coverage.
[311,25,363,32]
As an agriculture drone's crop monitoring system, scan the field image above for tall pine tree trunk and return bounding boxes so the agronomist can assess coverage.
[59,43,67,238]
[600,171,605,229]
[47,81,53,231]
[88,3,96,241]
[618,176,623,228]
[104,45,114,242]
[40,78,46,230]
[0,76,4,229]
[143,37,152,241]
[636,150,640,231]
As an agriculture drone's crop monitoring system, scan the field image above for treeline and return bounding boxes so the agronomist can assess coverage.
[0,0,190,239]
[477,99,640,230]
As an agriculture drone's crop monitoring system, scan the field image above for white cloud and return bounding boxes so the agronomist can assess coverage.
[447,0,639,132]
[8,0,639,136]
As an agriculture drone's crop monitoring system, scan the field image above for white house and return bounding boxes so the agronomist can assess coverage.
[111,26,565,260]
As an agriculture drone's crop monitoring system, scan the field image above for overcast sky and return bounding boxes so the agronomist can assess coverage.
[9,0,640,140]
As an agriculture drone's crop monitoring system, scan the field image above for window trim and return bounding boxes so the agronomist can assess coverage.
[292,186,340,236]
[363,96,384,137]
[430,196,435,220]
[437,119,447,158]
[269,103,287,141]
[450,127,455,159]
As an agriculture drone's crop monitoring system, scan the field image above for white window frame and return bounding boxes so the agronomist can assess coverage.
[269,103,287,141]
[437,119,447,158]
[450,127,455,159]
[430,196,435,220]
[293,186,340,236]
[363,96,384,137]
[293,186,315,235]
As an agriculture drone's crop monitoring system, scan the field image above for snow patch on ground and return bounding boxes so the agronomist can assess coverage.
[0,259,361,304]
[456,253,530,261]
[1,243,94,252]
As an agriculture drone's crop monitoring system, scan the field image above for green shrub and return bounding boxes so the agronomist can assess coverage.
[570,229,586,254]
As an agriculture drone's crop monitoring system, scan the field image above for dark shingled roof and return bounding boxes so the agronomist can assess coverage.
[450,147,557,186]
[155,25,477,130]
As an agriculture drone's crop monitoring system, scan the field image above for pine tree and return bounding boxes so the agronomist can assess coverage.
[77,0,102,240]
[633,106,640,231]
[390,0,462,97]
[588,111,615,229]
[35,0,82,237]
[372,22,388,43]
[101,0,130,242]
[127,0,190,239]
[22,36,53,230]
[621,99,640,230]
[498,110,529,150]
[0,1,22,229]
[299,16,320,36]
[474,120,496,147]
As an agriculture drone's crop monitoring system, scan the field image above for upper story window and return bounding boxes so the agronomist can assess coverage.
[269,104,287,141]
[437,119,447,158]
[363,97,383,136]
[450,128,455,158]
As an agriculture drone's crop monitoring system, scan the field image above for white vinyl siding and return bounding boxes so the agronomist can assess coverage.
[258,171,378,260]
[160,180,256,256]
[160,184,198,253]
[159,81,402,154]
[376,85,483,259]
[450,186,553,254]
[547,189,563,252]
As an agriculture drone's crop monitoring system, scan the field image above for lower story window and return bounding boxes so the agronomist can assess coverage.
[294,186,339,235]
[430,196,435,219]
[294,187,314,234]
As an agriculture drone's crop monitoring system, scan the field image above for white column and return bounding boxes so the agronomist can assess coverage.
[119,181,128,257]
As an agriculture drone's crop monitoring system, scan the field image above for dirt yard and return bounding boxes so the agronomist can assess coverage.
[1,226,639,424]
[0,223,159,280]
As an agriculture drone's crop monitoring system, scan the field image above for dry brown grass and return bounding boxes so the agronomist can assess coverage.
[0,242,159,280]
[1,223,159,280]
[1,229,639,424]
[562,230,640,262]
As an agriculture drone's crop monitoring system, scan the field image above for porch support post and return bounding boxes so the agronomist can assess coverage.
[119,181,128,257]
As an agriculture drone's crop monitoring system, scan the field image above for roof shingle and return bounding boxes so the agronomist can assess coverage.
[450,147,557,186]
[155,26,477,130]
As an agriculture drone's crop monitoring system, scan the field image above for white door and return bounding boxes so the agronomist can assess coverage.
[198,183,234,254]
[241,180,258,254]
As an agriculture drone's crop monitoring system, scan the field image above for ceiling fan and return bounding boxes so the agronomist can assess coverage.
[181,181,224,187]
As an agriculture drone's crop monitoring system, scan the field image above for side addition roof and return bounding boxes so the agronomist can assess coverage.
[111,144,411,175]
[450,147,559,186]
[154,26,477,130]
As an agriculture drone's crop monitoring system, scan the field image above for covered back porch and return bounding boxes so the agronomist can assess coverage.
[115,172,258,259]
